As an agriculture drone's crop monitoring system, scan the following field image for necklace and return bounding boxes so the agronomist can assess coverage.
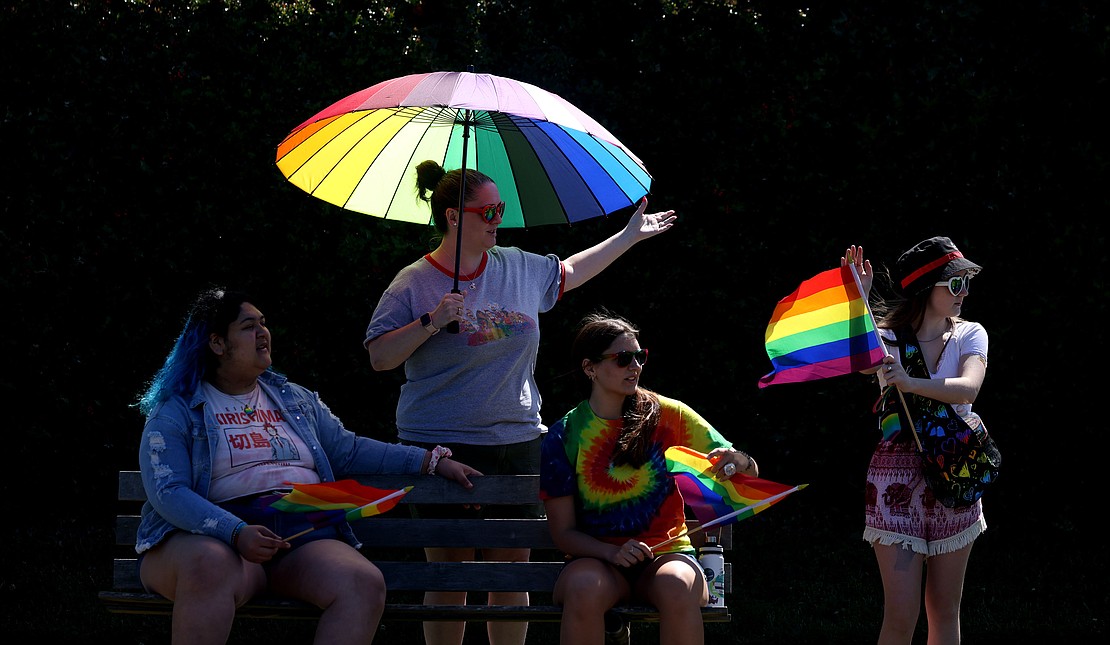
[236,385,262,417]
[456,267,480,290]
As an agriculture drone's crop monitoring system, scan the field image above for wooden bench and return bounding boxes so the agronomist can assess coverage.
[100,471,731,638]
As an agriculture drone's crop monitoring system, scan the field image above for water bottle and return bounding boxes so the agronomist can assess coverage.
[698,535,726,607]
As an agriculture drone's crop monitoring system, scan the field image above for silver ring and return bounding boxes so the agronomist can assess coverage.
[886,365,893,372]
[723,463,737,476]
[456,307,462,315]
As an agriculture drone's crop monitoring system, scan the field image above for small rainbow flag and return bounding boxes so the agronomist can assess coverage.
[269,480,412,540]
[664,446,803,526]
[759,265,884,388]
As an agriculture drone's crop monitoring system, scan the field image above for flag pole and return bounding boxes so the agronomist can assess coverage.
[281,487,412,542]
[846,259,922,452]
[648,484,808,551]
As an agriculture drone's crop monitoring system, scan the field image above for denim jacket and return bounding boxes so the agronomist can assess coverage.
[135,369,426,554]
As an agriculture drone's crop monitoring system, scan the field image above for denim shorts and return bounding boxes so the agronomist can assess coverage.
[565,551,702,589]
[219,491,341,552]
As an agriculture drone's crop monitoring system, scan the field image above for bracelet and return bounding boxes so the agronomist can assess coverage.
[733,449,756,473]
[428,445,453,475]
[230,521,246,549]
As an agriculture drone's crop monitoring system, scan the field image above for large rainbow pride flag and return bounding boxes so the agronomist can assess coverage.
[758,264,884,388]
[664,446,802,527]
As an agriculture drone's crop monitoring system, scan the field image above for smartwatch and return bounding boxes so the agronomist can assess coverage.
[420,312,440,335]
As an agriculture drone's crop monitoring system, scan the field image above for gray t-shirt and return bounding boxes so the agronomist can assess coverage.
[365,246,564,445]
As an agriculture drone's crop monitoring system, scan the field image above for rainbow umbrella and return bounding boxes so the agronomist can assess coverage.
[275,70,652,230]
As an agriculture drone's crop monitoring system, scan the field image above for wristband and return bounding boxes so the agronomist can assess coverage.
[734,449,757,474]
[231,521,247,549]
[428,445,453,475]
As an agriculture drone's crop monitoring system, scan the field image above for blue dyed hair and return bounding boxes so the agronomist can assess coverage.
[136,287,253,416]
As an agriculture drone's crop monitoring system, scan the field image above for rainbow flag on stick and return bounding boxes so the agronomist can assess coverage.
[269,479,412,541]
[653,447,807,550]
[759,264,884,388]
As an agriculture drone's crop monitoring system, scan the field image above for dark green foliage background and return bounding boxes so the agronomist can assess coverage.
[1,1,1105,642]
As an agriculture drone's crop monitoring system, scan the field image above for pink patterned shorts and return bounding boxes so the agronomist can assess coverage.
[863,439,986,556]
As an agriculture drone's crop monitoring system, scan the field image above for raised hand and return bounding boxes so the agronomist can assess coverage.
[625,197,676,240]
[842,244,873,297]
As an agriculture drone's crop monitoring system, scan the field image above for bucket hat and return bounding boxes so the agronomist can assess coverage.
[895,236,982,295]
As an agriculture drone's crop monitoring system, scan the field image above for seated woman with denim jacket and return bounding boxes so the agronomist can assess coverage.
[134,286,480,645]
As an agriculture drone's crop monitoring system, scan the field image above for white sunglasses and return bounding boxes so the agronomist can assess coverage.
[934,274,974,296]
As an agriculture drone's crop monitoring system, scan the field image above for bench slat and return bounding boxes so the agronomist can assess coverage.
[117,472,543,505]
[97,593,731,623]
[115,471,731,548]
[117,516,558,549]
[114,471,732,549]
[111,558,730,594]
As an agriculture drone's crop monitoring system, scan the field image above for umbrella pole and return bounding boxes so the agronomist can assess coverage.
[445,108,472,334]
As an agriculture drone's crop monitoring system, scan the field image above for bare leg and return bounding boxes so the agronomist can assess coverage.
[873,542,926,645]
[923,544,973,645]
[553,558,629,645]
[487,591,529,644]
[139,532,267,645]
[422,547,474,645]
[637,554,706,645]
[269,539,386,645]
[483,547,531,645]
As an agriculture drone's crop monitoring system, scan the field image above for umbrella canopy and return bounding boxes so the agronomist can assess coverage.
[275,71,652,228]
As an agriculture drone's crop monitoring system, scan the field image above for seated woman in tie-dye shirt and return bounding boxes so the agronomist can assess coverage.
[539,311,759,645]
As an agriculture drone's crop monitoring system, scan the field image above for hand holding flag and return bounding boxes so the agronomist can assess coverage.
[654,447,807,550]
[269,479,412,541]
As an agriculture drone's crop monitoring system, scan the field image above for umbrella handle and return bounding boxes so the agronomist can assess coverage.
[445,288,462,334]
[446,97,472,336]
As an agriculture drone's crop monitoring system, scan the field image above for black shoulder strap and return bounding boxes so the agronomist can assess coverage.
[890,327,924,376]
[872,327,926,415]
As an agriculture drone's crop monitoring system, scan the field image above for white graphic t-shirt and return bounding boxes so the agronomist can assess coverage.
[202,382,320,502]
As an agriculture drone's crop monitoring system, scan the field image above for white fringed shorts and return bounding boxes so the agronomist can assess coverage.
[862,438,986,557]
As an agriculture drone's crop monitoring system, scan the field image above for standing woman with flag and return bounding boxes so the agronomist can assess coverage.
[134,287,480,645]
[844,237,988,645]
[539,311,757,645]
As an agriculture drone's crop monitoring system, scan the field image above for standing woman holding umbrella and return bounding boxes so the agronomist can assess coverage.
[363,160,675,645]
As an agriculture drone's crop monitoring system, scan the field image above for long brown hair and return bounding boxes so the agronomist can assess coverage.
[572,311,660,467]
[871,265,965,346]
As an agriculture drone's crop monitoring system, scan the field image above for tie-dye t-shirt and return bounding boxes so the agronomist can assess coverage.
[539,394,732,554]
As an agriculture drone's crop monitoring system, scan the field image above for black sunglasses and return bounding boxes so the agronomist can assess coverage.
[596,348,648,368]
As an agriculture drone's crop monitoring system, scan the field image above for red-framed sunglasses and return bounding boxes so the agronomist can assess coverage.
[461,201,506,223]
